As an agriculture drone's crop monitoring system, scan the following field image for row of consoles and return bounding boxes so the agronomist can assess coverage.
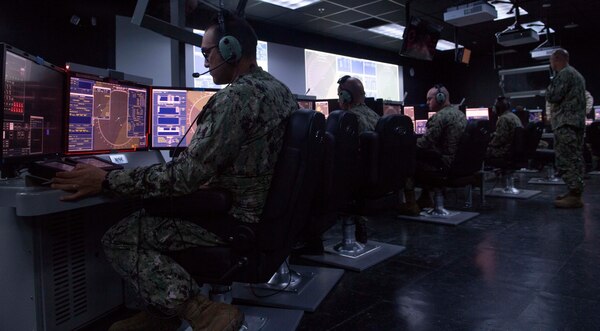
[1,106,588,331]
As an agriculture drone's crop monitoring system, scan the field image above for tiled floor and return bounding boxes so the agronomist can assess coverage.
[83,171,600,331]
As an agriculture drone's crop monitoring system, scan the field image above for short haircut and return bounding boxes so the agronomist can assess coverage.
[209,10,258,59]
[551,48,569,62]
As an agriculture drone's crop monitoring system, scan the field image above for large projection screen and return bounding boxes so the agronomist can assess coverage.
[305,49,402,101]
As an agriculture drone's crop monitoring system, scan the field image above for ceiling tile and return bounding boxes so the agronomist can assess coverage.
[297,18,341,32]
[324,0,382,9]
[244,2,291,19]
[296,2,346,17]
[354,0,405,16]
[325,10,371,24]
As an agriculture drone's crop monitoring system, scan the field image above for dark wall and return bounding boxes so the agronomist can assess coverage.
[0,1,135,68]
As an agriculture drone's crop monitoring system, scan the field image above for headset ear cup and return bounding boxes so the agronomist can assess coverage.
[436,91,446,104]
[218,36,242,62]
[340,89,352,104]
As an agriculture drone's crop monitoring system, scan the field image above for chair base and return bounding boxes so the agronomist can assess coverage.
[250,269,314,293]
[179,305,303,331]
[232,265,343,312]
[486,187,541,199]
[301,241,405,272]
[326,241,381,259]
[397,209,479,226]
[588,170,600,176]
[528,177,566,185]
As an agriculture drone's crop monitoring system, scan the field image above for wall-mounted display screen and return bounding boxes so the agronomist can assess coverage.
[305,49,402,101]
[466,107,490,120]
[403,106,415,121]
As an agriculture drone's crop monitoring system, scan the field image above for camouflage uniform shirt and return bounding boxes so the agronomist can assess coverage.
[105,67,298,223]
[346,103,380,132]
[417,105,467,167]
[486,111,523,159]
[546,65,586,130]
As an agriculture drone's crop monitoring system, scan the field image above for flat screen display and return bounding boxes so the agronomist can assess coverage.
[315,101,329,117]
[1,46,66,162]
[151,88,217,148]
[466,107,490,120]
[383,103,402,116]
[297,100,314,110]
[594,106,600,121]
[415,119,428,135]
[403,106,415,121]
[428,111,436,119]
[67,76,148,153]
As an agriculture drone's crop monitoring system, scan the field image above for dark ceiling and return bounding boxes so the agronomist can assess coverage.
[189,0,599,56]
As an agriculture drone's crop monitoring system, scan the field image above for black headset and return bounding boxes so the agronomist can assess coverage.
[337,75,353,104]
[434,84,446,104]
[217,10,242,63]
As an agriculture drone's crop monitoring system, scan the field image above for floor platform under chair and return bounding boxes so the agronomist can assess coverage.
[302,240,405,272]
[528,177,566,185]
[178,305,304,331]
[230,265,343,312]
[486,187,542,199]
[397,208,479,226]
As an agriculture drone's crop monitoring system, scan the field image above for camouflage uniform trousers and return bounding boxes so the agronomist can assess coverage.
[101,209,226,315]
[554,125,585,194]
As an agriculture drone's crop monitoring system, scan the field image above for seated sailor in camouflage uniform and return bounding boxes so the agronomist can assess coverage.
[486,96,523,160]
[398,85,467,216]
[546,48,587,208]
[52,12,298,331]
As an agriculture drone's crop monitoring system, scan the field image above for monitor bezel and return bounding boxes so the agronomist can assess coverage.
[149,86,219,150]
[0,43,68,175]
[65,71,151,155]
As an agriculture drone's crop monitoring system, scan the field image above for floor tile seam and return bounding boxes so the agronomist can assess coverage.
[324,301,383,331]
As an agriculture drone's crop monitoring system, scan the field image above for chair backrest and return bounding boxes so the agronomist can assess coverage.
[514,109,530,127]
[587,122,600,155]
[511,126,527,168]
[523,121,544,159]
[258,109,326,252]
[310,110,359,234]
[360,114,416,198]
[448,119,491,178]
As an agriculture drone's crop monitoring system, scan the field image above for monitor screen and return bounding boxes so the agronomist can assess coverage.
[298,100,314,110]
[400,16,443,61]
[594,106,600,121]
[528,110,543,122]
[315,101,329,117]
[415,119,428,135]
[428,111,436,119]
[403,106,415,121]
[151,88,217,148]
[67,76,149,153]
[383,103,402,116]
[466,107,490,120]
[1,45,66,164]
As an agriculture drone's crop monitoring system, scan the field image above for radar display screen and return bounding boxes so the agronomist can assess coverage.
[67,76,148,153]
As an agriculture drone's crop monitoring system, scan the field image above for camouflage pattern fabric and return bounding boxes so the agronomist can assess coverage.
[346,103,380,132]
[546,64,586,194]
[102,66,297,313]
[101,210,225,314]
[106,67,298,223]
[546,65,586,130]
[486,111,523,159]
[554,126,584,194]
[417,105,467,168]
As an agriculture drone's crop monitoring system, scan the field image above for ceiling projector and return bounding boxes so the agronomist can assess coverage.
[496,25,539,46]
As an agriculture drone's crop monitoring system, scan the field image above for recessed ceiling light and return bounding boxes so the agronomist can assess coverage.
[368,23,406,39]
[564,22,579,29]
[257,0,322,10]
[436,39,464,51]
[490,2,528,21]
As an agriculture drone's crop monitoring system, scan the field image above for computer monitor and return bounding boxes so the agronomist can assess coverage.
[315,101,329,117]
[403,106,415,121]
[594,106,600,121]
[427,111,436,119]
[150,88,217,149]
[528,109,543,122]
[67,75,149,154]
[414,119,427,135]
[1,44,66,174]
[297,100,314,110]
[383,102,402,116]
[466,107,490,120]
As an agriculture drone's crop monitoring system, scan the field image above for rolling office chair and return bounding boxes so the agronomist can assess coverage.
[150,109,326,330]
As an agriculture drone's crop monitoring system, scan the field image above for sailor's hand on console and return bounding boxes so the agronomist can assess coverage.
[51,163,107,201]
